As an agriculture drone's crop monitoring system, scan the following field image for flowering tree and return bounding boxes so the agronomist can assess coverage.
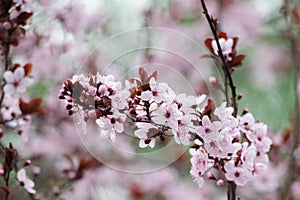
[58,1,273,199]
[1,0,300,199]
[0,0,40,199]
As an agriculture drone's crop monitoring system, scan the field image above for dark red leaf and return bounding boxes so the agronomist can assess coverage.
[228,54,245,68]
[232,37,239,50]
[16,12,33,26]
[23,63,32,76]
[217,32,228,39]
[19,98,43,115]
[146,70,157,82]
[292,7,300,25]
[200,54,218,60]
[204,38,214,54]
[200,99,215,119]
[138,67,148,84]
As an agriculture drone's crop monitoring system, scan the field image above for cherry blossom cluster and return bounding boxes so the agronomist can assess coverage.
[1,64,34,129]
[58,72,129,141]
[0,1,41,197]
[59,68,272,188]
[190,103,272,187]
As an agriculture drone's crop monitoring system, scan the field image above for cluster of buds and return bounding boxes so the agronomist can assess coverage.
[0,0,33,53]
[59,67,272,187]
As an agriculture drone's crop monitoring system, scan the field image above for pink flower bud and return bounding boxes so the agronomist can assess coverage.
[207,172,216,180]
[52,186,60,196]
[242,108,249,115]
[237,93,243,100]
[3,21,12,30]
[209,76,217,84]
[68,171,76,179]
[216,179,225,187]
[24,159,31,166]
[33,166,41,175]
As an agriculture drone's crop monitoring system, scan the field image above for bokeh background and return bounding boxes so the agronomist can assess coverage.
[1,0,299,199]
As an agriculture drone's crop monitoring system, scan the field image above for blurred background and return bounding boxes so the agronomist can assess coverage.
[2,0,299,199]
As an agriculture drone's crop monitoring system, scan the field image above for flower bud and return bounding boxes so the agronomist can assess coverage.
[216,179,225,187]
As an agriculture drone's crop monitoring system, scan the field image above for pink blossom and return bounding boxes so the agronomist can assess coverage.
[212,38,233,56]
[241,142,257,171]
[189,147,214,187]
[134,123,157,148]
[250,123,272,153]
[190,148,213,175]
[196,115,221,143]
[291,182,300,198]
[251,163,286,193]
[144,77,176,103]
[3,68,33,96]
[214,102,234,121]
[111,90,130,110]
[211,132,241,158]
[238,113,255,134]
[174,116,192,145]
[1,94,30,128]
[224,160,252,186]
[17,169,36,194]
[176,93,206,115]
[216,179,225,187]
[152,103,183,132]
[190,168,205,188]
[96,111,126,142]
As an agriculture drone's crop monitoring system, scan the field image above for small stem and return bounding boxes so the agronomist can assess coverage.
[200,1,238,199]
[281,0,300,199]
[227,181,236,200]
[5,170,11,200]
[0,38,11,112]
[280,0,300,198]
[200,0,238,117]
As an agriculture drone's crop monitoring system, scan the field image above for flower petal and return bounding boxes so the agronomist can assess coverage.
[4,84,15,95]
[139,139,147,148]
[3,71,14,83]
[17,169,26,182]
[14,68,25,80]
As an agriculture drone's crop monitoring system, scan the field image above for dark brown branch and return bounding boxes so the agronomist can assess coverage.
[280,0,300,198]
[200,1,238,199]
[200,0,238,117]
[0,23,12,114]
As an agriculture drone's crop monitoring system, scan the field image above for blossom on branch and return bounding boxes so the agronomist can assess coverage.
[3,67,33,96]
[59,68,272,188]
[17,168,36,194]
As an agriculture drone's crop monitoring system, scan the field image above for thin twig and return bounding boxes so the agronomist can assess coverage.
[200,0,238,117]
[280,0,300,198]
[0,31,12,114]
[200,1,238,199]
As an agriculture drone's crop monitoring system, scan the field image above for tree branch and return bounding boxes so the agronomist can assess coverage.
[200,1,238,199]
[280,0,300,198]
[200,0,238,117]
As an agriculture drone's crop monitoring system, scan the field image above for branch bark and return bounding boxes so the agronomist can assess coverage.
[280,0,300,198]
[200,0,238,117]
[200,0,238,199]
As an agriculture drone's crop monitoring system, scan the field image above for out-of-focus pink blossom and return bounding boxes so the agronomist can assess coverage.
[3,68,33,96]
[17,168,36,194]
